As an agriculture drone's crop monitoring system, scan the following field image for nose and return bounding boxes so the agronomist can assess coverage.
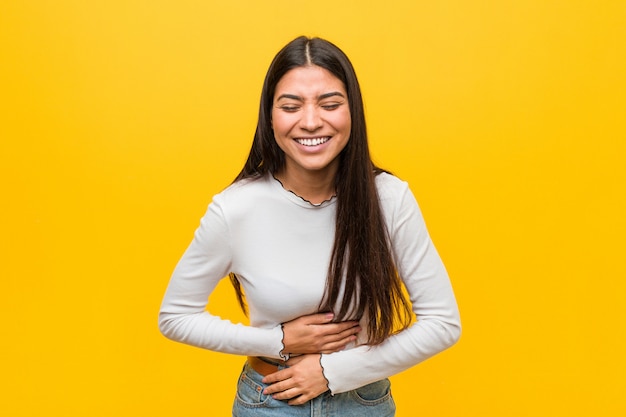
[299,105,322,131]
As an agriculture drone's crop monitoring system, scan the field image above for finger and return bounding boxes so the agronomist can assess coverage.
[269,386,302,401]
[316,324,360,345]
[288,394,313,406]
[319,337,357,353]
[316,321,360,336]
[261,368,291,385]
[304,312,335,325]
[263,380,291,396]
[336,324,361,338]
[334,320,361,331]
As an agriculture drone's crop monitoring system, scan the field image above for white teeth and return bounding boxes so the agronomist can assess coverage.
[296,137,330,146]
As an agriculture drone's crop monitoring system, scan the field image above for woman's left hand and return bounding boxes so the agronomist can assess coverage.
[262,354,329,405]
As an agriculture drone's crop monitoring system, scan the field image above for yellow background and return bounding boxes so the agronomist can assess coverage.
[2,1,625,416]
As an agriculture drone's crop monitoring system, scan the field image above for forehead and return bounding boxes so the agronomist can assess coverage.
[274,65,346,98]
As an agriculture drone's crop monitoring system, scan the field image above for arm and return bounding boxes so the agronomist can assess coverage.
[158,197,285,357]
[159,196,361,358]
[320,181,461,394]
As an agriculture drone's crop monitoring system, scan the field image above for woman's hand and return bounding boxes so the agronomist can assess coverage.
[282,312,360,355]
[262,354,328,405]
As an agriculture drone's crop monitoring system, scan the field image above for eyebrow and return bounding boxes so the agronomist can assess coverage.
[276,91,346,102]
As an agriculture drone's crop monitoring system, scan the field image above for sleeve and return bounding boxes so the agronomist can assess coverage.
[158,195,285,358]
[320,182,461,394]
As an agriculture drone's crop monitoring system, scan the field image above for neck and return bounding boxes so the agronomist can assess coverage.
[275,165,337,205]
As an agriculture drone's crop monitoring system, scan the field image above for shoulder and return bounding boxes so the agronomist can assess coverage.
[375,172,425,228]
[199,175,275,229]
[375,171,411,203]
[212,174,272,206]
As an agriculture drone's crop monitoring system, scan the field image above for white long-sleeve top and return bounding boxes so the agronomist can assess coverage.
[159,172,460,394]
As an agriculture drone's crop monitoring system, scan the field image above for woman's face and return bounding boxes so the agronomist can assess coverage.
[272,65,351,178]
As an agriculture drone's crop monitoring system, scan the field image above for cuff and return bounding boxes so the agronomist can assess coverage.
[278,323,290,361]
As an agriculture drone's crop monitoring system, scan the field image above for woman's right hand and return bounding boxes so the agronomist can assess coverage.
[282,313,361,355]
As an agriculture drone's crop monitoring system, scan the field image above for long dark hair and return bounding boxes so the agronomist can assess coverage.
[230,36,411,345]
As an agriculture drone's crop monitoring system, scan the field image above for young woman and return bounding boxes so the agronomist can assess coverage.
[159,36,461,417]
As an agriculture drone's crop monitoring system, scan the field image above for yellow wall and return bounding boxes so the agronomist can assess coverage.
[2,1,625,416]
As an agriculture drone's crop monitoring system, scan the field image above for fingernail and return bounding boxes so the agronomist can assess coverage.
[326,313,334,319]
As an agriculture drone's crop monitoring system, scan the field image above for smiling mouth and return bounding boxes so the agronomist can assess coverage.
[294,137,331,146]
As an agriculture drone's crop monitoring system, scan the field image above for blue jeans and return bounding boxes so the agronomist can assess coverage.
[232,363,396,417]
